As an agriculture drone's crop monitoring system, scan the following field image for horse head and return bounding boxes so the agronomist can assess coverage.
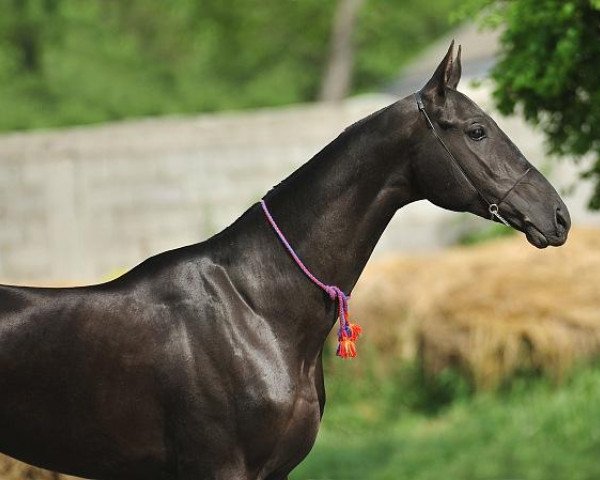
[411,42,570,248]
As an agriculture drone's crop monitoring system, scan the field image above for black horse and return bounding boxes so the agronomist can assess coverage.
[0,43,570,480]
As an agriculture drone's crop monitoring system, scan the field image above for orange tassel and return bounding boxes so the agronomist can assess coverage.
[337,338,357,358]
[348,323,362,341]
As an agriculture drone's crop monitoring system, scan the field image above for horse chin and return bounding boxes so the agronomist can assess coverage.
[524,223,549,249]
[523,222,566,248]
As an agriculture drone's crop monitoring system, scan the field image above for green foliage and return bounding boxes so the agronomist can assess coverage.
[0,0,462,132]
[323,360,471,432]
[468,0,600,209]
[458,222,515,245]
[386,363,472,415]
[292,364,600,479]
[354,0,464,93]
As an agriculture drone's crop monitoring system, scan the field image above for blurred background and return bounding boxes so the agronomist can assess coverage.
[1,1,600,479]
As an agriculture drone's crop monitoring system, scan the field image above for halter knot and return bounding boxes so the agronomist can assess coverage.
[260,200,362,359]
[325,285,338,300]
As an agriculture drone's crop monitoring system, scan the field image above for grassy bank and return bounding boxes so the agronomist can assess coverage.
[291,363,600,480]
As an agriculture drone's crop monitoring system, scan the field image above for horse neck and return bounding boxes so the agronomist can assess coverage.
[262,97,420,295]
[207,97,422,359]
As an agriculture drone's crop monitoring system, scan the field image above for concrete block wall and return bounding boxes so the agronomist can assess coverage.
[0,96,401,284]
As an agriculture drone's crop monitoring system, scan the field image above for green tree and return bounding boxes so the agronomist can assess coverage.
[1,0,63,73]
[473,0,600,208]
[0,0,462,132]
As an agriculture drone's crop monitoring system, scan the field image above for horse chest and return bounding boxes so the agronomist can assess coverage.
[235,365,323,478]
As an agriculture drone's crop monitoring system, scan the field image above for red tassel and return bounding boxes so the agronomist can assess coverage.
[348,323,362,341]
[337,338,357,358]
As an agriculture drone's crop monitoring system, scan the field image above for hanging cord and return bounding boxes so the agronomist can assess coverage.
[260,200,362,359]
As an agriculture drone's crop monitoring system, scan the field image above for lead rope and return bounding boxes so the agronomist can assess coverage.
[414,92,530,227]
[260,200,362,359]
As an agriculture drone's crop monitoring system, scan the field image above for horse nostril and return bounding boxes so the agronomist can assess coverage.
[555,207,569,233]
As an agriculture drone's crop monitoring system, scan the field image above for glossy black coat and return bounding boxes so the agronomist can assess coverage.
[0,44,570,479]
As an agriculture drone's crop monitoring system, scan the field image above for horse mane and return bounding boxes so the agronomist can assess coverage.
[342,103,393,133]
[263,103,394,197]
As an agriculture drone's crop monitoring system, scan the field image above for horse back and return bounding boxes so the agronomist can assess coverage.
[0,280,178,479]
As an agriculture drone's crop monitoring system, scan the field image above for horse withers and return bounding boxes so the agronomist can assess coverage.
[0,43,569,480]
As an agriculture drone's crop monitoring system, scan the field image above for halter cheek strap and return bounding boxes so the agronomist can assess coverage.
[414,92,530,227]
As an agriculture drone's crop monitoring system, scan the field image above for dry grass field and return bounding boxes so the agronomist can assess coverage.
[352,227,600,389]
[0,457,78,480]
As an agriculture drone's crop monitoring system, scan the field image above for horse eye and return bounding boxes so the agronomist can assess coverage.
[468,126,486,141]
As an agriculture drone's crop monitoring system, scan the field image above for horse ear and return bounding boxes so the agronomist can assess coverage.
[420,41,455,104]
[447,44,462,89]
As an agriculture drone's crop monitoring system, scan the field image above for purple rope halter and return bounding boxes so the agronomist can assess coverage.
[260,200,361,358]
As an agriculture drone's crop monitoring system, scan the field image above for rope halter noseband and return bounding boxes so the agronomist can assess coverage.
[260,200,362,359]
[414,91,530,226]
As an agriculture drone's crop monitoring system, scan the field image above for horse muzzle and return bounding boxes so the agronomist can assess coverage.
[522,201,570,249]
